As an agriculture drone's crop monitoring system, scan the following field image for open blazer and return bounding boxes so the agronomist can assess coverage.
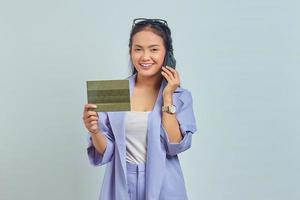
[87,73,197,200]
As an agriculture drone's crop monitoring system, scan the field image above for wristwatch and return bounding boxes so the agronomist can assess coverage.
[162,105,176,114]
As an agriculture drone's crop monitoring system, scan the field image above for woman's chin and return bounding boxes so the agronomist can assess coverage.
[137,70,162,78]
[136,66,162,75]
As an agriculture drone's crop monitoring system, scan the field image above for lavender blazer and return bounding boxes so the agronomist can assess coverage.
[86,73,197,200]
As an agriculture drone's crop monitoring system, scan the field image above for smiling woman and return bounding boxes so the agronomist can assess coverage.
[130,31,166,77]
[82,18,197,200]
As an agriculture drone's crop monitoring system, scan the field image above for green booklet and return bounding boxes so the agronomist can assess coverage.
[86,80,131,112]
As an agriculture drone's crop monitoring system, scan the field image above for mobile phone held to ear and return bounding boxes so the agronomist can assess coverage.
[164,51,176,68]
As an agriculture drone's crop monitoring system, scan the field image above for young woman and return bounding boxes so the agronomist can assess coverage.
[83,18,197,200]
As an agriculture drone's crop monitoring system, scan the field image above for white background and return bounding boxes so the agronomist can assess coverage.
[0,0,299,199]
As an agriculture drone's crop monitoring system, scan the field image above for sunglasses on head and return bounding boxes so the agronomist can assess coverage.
[132,18,168,29]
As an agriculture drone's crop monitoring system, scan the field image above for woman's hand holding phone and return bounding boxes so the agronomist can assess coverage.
[161,66,180,97]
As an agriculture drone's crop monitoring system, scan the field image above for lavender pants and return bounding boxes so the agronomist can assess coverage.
[126,162,146,200]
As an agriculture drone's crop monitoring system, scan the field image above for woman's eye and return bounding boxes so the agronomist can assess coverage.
[151,49,158,52]
[135,49,141,52]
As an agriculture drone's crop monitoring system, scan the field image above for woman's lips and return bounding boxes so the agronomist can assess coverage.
[140,63,153,69]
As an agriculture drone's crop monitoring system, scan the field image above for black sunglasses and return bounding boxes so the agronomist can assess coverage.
[132,18,168,29]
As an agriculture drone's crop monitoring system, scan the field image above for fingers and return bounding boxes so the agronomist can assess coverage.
[83,104,100,134]
[83,115,98,127]
[161,71,171,83]
[84,104,97,112]
[86,116,98,123]
[83,104,98,117]
[82,111,98,123]
[162,66,175,79]
[84,118,98,127]
[165,66,179,80]
[161,66,180,84]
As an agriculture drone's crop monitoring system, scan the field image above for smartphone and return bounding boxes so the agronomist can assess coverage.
[163,51,176,68]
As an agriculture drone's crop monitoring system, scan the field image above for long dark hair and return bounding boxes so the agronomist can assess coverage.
[129,18,174,75]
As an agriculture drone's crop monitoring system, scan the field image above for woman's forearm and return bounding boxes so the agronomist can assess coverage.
[90,131,108,155]
[162,93,183,143]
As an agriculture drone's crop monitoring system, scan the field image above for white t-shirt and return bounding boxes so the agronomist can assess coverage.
[124,111,150,164]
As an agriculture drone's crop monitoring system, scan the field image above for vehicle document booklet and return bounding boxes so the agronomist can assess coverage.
[86,79,131,112]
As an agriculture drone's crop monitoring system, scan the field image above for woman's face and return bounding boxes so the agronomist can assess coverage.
[131,30,166,78]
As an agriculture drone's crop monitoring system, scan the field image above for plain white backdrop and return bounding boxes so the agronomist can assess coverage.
[0,0,299,199]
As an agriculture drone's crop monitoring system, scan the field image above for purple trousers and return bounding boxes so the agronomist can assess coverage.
[126,162,146,200]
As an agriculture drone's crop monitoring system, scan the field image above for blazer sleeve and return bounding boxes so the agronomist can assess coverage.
[86,112,115,166]
[161,90,197,156]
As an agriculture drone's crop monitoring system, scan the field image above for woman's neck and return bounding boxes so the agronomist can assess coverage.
[135,73,162,89]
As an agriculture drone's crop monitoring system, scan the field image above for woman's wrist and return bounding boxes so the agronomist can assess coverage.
[90,130,101,136]
[163,92,173,105]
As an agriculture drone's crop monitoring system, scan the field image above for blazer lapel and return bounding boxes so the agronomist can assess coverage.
[145,79,168,199]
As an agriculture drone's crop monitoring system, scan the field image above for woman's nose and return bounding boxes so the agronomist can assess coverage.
[141,51,151,60]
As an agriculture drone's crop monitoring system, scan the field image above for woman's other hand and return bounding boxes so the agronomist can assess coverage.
[161,66,180,96]
[83,104,100,134]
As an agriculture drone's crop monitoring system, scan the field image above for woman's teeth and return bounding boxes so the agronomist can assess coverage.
[141,63,153,67]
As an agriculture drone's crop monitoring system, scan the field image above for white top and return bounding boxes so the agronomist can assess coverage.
[124,111,150,164]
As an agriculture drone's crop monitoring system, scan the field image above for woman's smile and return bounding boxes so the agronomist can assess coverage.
[140,63,154,69]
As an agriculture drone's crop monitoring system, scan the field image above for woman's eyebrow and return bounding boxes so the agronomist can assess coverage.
[133,44,161,48]
[148,45,160,48]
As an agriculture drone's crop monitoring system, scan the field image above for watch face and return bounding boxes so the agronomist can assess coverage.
[169,105,176,114]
